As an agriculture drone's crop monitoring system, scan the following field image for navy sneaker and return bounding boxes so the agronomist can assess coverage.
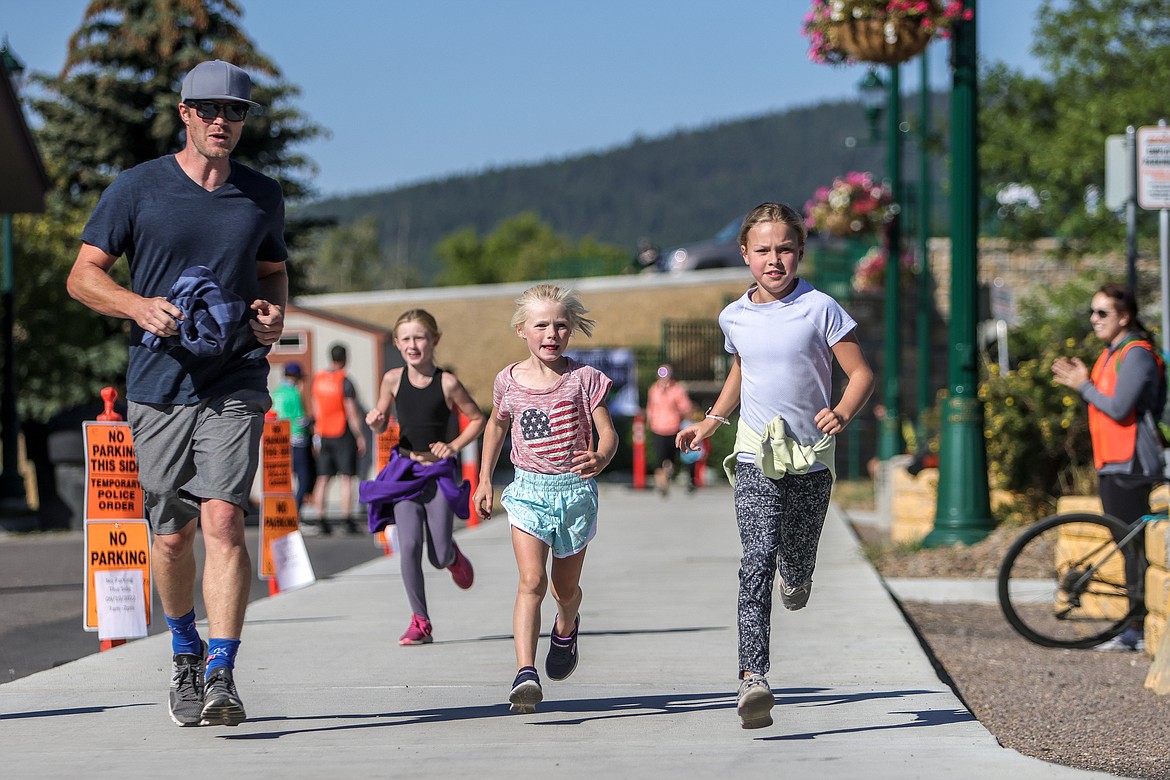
[509,666,543,714]
[1096,627,1145,652]
[545,614,580,681]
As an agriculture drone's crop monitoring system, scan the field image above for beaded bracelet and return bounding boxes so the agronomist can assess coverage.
[705,407,731,426]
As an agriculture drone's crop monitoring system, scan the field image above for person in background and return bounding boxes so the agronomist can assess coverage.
[1052,283,1166,652]
[66,59,286,727]
[271,362,314,510]
[311,343,366,535]
[646,364,693,496]
[630,237,660,274]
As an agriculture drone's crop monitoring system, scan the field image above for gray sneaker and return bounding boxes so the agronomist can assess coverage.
[779,578,813,611]
[168,641,207,727]
[200,667,247,726]
[736,673,775,729]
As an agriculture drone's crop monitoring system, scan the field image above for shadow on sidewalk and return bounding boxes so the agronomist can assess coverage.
[0,703,153,720]
[760,707,976,741]
[433,625,726,645]
[218,686,954,741]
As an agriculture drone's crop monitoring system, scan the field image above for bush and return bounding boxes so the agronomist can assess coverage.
[979,275,1103,510]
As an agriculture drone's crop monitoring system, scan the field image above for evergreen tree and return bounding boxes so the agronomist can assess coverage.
[29,0,325,202]
[11,0,325,420]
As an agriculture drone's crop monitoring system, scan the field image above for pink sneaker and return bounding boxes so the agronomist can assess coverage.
[399,614,433,646]
[448,543,474,590]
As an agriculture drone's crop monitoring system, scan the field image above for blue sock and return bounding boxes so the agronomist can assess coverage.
[165,610,202,656]
[206,638,241,675]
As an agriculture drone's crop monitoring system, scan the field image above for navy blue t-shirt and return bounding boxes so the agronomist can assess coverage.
[81,155,287,404]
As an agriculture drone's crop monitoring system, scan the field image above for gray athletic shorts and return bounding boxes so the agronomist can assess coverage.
[129,389,270,535]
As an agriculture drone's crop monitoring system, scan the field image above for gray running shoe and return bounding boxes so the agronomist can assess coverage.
[509,666,543,714]
[779,578,813,611]
[736,673,775,729]
[168,642,207,727]
[200,667,247,726]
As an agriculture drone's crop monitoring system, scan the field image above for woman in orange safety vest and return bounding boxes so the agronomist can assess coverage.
[1052,283,1167,652]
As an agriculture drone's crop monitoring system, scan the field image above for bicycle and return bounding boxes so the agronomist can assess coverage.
[996,507,1163,648]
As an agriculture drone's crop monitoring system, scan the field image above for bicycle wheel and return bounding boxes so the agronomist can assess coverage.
[997,512,1140,649]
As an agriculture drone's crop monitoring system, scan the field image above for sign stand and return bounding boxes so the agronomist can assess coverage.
[82,387,149,651]
[260,411,313,593]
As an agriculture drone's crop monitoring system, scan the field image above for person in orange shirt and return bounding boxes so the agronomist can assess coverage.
[646,364,694,496]
[311,343,367,534]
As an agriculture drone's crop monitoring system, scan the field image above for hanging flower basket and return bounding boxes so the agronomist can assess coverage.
[830,13,933,64]
[823,212,860,235]
[852,244,918,293]
[803,1,973,66]
[804,171,894,237]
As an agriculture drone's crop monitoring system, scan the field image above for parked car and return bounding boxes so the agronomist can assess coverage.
[655,215,842,274]
[656,217,744,273]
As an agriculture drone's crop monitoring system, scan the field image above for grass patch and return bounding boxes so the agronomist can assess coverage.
[832,478,875,511]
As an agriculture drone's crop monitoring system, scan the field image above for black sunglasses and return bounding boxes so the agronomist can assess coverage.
[1089,308,1113,319]
[184,100,250,122]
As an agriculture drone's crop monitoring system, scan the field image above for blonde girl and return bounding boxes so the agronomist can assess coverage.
[474,284,618,713]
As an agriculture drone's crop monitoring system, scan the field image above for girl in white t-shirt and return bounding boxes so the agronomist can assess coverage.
[474,283,618,714]
[678,202,875,730]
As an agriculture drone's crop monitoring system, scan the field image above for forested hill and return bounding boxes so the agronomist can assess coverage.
[294,98,890,283]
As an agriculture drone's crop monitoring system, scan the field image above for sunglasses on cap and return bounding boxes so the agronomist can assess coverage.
[184,100,250,122]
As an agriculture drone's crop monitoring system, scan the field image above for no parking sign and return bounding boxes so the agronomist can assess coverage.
[1137,126,1170,210]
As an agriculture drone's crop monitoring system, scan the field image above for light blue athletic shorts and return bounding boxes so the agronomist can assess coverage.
[129,389,270,535]
[502,468,598,558]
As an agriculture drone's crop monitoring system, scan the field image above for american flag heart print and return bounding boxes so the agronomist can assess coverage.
[520,400,579,464]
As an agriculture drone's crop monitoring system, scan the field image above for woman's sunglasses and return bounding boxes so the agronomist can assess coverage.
[1089,308,1114,319]
[184,100,250,122]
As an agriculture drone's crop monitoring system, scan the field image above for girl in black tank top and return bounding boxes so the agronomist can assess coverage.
[361,309,487,646]
[395,368,452,453]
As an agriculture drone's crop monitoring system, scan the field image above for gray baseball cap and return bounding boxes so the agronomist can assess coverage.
[180,60,260,107]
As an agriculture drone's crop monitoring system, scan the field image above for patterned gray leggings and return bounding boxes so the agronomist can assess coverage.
[734,462,833,676]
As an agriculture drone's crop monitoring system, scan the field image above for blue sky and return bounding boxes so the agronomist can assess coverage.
[4,1,1050,200]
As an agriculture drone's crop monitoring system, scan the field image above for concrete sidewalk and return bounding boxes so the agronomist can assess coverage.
[1,485,1108,778]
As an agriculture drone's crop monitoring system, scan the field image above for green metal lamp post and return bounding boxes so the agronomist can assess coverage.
[916,51,933,446]
[858,65,906,461]
[881,65,905,460]
[858,68,885,143]
[924,0,994,547]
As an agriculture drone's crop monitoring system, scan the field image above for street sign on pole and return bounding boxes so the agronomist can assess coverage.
[1105,134,1132,211]
[1137,125,1170,209]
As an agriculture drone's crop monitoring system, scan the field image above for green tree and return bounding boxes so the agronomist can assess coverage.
[435,212,626,286]
[29,0,325,202]
[13,175,128,419]
[304,215,392,293]
[980,0,1170,246]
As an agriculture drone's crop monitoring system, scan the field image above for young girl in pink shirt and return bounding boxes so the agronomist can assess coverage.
[473,284,618,714]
